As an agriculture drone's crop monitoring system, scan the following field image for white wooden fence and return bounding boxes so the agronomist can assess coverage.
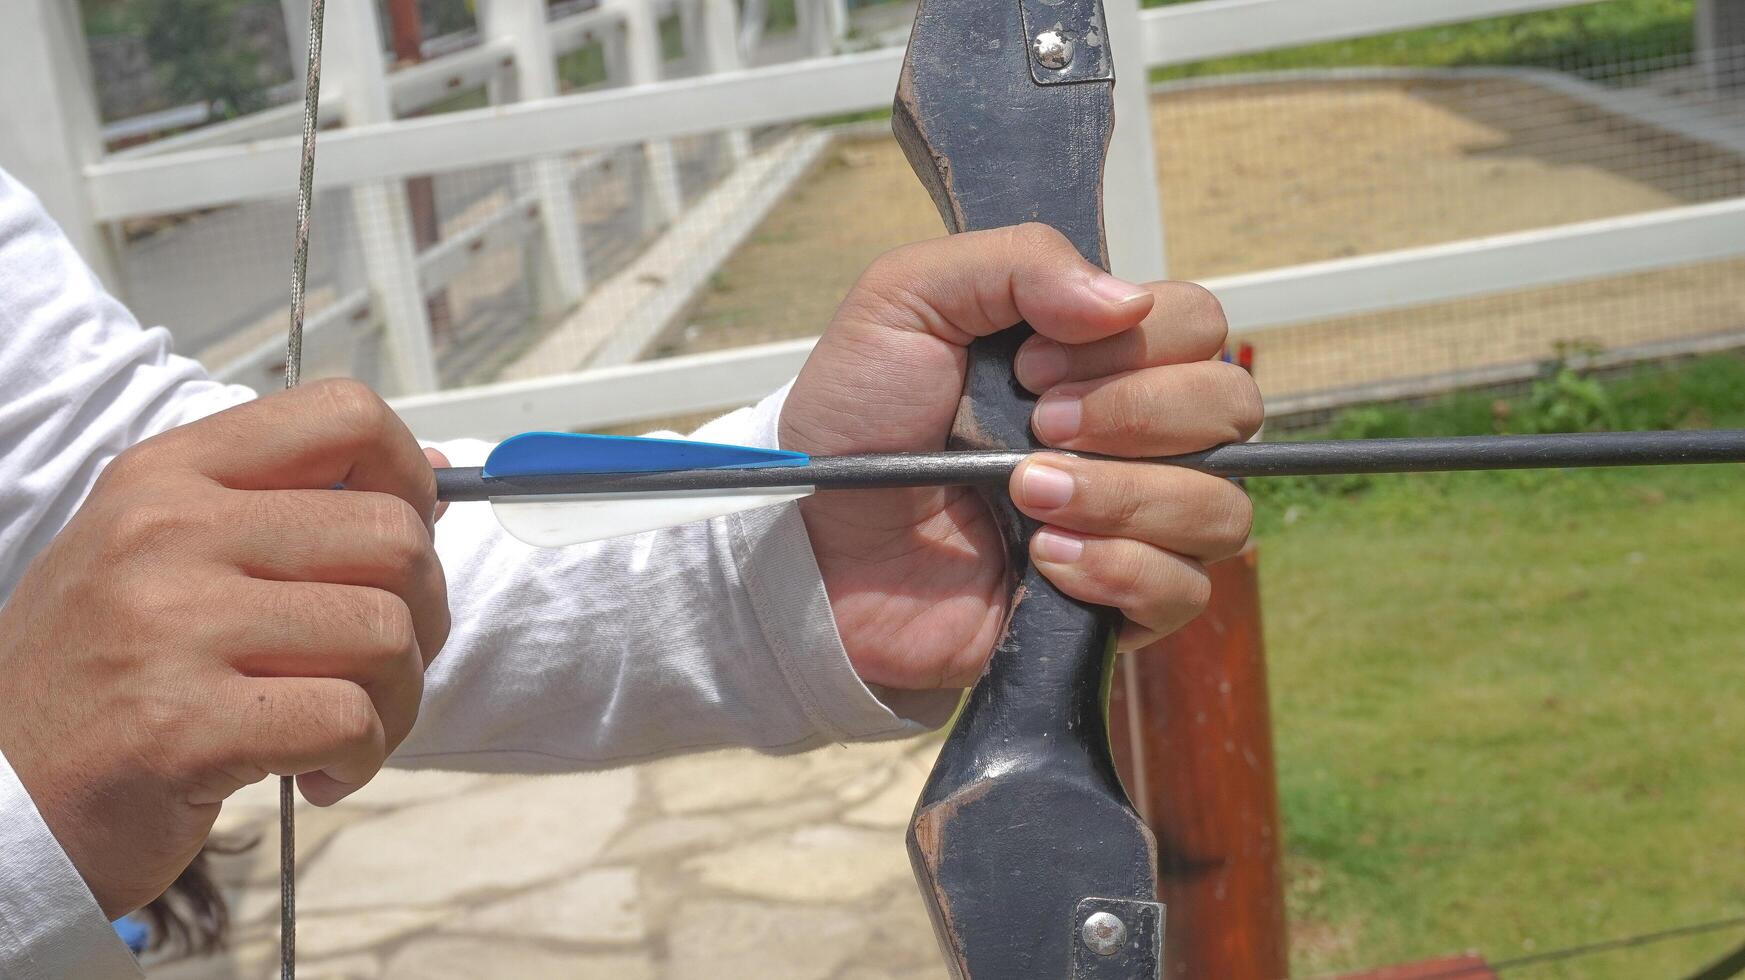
[388,0,1745,439]
[4,0,1743,440]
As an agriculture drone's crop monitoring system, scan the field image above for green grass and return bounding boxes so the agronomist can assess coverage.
[1252,358,1745,974]
[1146,0,1698,82]
[1251,353,1745,523]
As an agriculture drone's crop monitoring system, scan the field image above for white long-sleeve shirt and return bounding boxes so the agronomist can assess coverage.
[0,168,948,978]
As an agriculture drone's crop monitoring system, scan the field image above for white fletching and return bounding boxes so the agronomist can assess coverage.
[490,487,815,547]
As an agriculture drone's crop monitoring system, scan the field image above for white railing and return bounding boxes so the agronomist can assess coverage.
[1211,199,1745,336]
[390,196,1745,439]
[17,0,1745,436]
[103,39,519,160]
[83,47,903,220]
[86,0,1616,219]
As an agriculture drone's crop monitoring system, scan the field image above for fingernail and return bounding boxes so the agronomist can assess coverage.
[1033,394,1082,443]
[1034,528,1085,563]
[1089,272,1150,306]
[1015,340,1070,391]
[1020,463,1075,510]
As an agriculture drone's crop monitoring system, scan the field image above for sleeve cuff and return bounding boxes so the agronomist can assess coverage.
[702,385,961,743]
[0,750,144,979]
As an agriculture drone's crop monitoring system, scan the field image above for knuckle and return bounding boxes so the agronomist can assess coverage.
[1089,389,1149,445]
[310,378,391,435]
[1108,481,1147,530]
[328,686,382,749]
[131,692,203,784]
[1180,565,1214,615]
[1154,281,1230,356]
[100,443,158,487]
[1223,490,1256,545]
[1009,221,1066,255]
[1103,548,1151,604]
[847,247,934,326]
[1210,364,1265,440]
[1175,281,1227,328]
[1237,393,1266,440]
[1197,479,1254,547]
[363,591,418,657]
[369,495,431,568]
[860,241,926,294]
[107,503,191,556]
[123,581,187,630]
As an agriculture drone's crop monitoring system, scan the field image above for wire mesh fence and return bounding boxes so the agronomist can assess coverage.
[1154,44,1745,418]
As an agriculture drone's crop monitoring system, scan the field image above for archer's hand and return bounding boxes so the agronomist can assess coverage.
[782,225,1261,690]
[0,380,449,916]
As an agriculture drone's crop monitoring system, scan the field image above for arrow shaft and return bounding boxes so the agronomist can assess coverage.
[436,429,1745,501]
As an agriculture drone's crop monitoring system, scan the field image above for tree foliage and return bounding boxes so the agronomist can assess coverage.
[136,0,273,119]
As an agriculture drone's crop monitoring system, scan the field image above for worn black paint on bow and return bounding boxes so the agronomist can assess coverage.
[893,1,1165,976]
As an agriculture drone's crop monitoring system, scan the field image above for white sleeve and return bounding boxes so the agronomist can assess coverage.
[0,750,143,980]
[0,163,950,778]
[397,383,958,772]
[0,167,254,600]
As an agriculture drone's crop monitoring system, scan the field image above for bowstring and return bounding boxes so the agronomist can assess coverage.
[281,1,327,976]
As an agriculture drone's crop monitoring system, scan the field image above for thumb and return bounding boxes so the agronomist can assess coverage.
[836,223,1153,347]
[782,225,1152,456]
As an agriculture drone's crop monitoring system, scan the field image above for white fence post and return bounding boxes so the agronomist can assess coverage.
[702,0,754,163]
[825,0,851,43]
[324,0,440,394]
[739,0,770,60]
[281,0,310,80]
[0,1,123,291]
[477,0,590,312]
[600,14,631,87]
[611,0,686,228]
[676,0,706,74]
[1103,0,1169,283]
[796,0,839,56]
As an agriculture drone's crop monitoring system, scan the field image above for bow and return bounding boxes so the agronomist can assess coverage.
[894,0,1166,976]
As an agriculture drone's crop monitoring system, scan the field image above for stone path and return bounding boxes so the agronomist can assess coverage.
[145,737,952,980]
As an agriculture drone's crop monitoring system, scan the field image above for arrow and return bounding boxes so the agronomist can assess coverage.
[442,429,1745,547]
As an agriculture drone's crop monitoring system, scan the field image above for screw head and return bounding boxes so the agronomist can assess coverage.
[1080,910,1127,955]
[1033,29,1075,71]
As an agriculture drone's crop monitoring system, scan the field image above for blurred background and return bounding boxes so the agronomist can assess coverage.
[5,0,1745,976]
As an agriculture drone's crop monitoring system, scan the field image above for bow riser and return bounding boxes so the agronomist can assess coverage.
[895,0,1164,976]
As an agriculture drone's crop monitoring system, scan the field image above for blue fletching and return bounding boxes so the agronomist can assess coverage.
[484,432,809,479]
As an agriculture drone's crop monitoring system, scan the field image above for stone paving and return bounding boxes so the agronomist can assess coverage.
[145,736,952,980]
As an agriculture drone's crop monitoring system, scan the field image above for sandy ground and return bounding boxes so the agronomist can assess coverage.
[666,77,1745,402]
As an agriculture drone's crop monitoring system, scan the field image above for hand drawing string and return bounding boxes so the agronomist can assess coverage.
[282,1,327,977]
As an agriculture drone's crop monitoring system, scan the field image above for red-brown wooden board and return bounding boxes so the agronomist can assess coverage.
[1111,545,1289,978]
